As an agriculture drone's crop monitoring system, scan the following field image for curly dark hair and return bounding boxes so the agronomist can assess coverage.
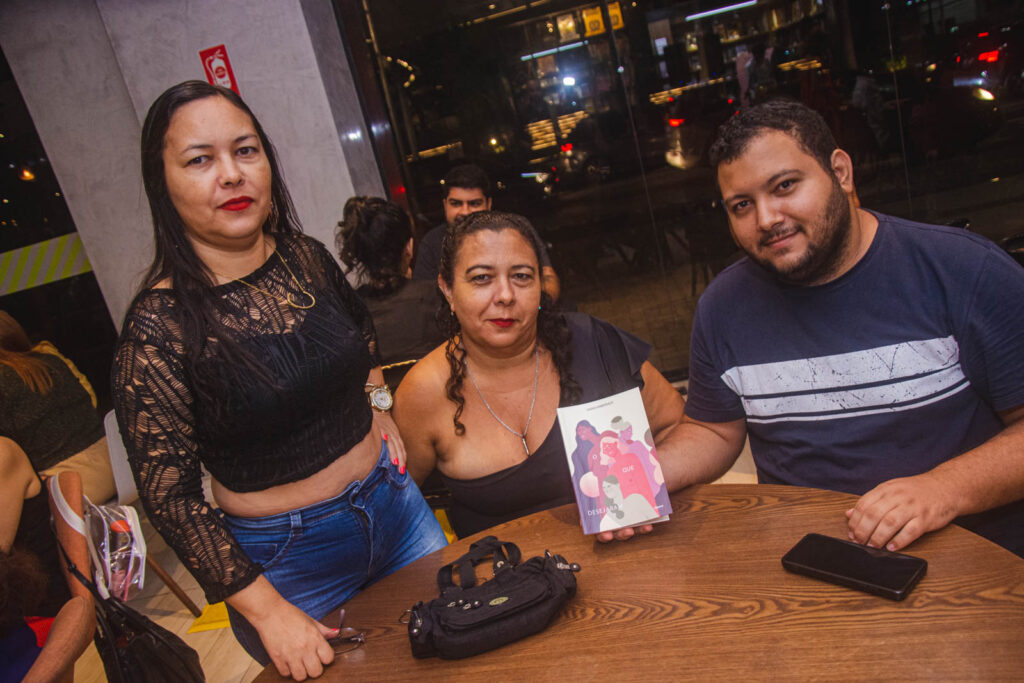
[438,211,580,435]
[708,98,838,175]
[336,196,411,298]
[0,548,47,635]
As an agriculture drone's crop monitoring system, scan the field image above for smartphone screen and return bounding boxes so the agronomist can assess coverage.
[781,533,927,601]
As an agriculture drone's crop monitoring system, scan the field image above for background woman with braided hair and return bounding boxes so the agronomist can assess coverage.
[394,210,685,541]
[336,196,445,365]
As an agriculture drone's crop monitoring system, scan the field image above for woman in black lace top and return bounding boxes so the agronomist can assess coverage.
[112,81,445,678]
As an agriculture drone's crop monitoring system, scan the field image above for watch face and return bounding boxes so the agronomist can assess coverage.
[369,386,393,411]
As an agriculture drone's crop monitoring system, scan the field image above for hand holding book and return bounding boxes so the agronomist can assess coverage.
[557,387,673,536]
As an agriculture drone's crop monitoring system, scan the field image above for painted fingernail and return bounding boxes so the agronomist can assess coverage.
[392,458,399,466]
[887,543,896,551]
[382,432,389,441]
[399,465,406,474]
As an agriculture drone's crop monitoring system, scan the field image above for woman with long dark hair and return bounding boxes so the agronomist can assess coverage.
[112,81,445,679]
[336,196,445,365]
[393,211,685,539]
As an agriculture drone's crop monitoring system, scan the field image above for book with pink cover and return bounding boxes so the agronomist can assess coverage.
[557,387,673,534]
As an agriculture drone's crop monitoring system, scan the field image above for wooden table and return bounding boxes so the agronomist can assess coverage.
[256,484,1024,681]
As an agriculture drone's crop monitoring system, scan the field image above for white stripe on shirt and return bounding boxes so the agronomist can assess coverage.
[720,336,969,423]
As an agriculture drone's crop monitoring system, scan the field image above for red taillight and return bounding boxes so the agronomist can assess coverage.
[956,55,961,63]
[560,143,573,152]
[977,32,989,38]
[979,50,999,62]
[668,118,685,127]
[727,97,734,104]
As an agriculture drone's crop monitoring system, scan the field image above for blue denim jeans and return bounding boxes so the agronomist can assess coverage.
[220,443,447,664]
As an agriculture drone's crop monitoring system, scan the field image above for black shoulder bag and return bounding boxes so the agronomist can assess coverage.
[406,536,580,659]
[58,542,206,683]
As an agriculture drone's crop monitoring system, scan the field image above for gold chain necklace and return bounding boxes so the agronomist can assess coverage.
[464,346,539,456]
[223,248,316,310]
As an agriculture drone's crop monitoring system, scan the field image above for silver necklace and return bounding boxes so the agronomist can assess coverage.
[465,346,539,456]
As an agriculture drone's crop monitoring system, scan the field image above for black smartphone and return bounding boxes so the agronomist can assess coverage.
[781,533,927,601]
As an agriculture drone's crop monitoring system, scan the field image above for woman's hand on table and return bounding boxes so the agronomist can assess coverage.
[595,524,655,543]
[254,601,337,681]
[228,577,337,681]
[375,410,408,474]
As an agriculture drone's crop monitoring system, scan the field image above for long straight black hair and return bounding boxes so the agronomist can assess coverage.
[138,80,302,395]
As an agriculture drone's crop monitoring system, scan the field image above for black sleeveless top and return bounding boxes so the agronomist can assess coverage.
[0,352,103,471]
[112,234,380,602]
[440,313,650,537]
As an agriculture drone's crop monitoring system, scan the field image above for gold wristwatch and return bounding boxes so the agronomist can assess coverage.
[365,382,394,412]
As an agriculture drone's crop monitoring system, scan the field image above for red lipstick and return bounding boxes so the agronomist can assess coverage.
[219,196,254,211]
[490,319,514,328]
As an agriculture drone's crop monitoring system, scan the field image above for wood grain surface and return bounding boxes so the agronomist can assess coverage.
[255,484,1024,681]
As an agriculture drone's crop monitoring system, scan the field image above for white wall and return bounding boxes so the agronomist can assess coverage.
[0,0,382,326]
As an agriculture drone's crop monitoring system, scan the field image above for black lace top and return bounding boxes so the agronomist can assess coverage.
[111,234,380,602]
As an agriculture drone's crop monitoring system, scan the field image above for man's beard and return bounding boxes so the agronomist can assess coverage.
[748,181,853,286]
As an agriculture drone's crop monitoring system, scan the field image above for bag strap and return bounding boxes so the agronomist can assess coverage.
[436,536,522,593]
[55,534,105,604]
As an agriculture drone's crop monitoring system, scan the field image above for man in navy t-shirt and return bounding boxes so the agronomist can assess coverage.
[655,100,1024,556]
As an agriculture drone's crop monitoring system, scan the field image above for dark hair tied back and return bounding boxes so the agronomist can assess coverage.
[336,196,412,297]
[437,211,580,435]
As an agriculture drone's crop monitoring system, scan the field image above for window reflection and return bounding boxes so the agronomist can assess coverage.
[357,0,1024,373]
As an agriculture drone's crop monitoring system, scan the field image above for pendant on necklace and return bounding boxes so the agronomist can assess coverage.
[521,436,529,455]
[287,291,316,310]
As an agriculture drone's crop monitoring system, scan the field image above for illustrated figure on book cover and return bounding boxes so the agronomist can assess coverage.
[559,388,672,534]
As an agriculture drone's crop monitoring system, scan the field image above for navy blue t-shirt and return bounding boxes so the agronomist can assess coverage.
[685,211,1024,554]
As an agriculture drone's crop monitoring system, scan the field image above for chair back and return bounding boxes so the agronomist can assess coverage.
[104,410,138,505]
[383,359,420,389]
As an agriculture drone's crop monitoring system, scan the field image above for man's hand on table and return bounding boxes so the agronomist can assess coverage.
[595,524,655,543]
[846,471,960,552]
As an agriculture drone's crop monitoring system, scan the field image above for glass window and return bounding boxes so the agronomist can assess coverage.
[0,47,117,411]
[349,0,1024,376]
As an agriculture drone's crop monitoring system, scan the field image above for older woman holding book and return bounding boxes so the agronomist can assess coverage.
[394,211,685,540]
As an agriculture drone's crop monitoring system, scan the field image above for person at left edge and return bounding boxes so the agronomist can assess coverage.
[111,80,446,680]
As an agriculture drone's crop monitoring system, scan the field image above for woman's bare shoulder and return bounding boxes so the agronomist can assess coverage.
[396,344,450,408]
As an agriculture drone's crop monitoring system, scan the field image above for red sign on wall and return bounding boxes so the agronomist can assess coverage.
[199,44,239,94]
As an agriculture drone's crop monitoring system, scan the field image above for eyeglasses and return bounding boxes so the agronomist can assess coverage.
[328,626,366,655]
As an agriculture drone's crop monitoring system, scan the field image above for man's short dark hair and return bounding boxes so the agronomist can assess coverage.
[442,164,491,199]
[708,99,838,174]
